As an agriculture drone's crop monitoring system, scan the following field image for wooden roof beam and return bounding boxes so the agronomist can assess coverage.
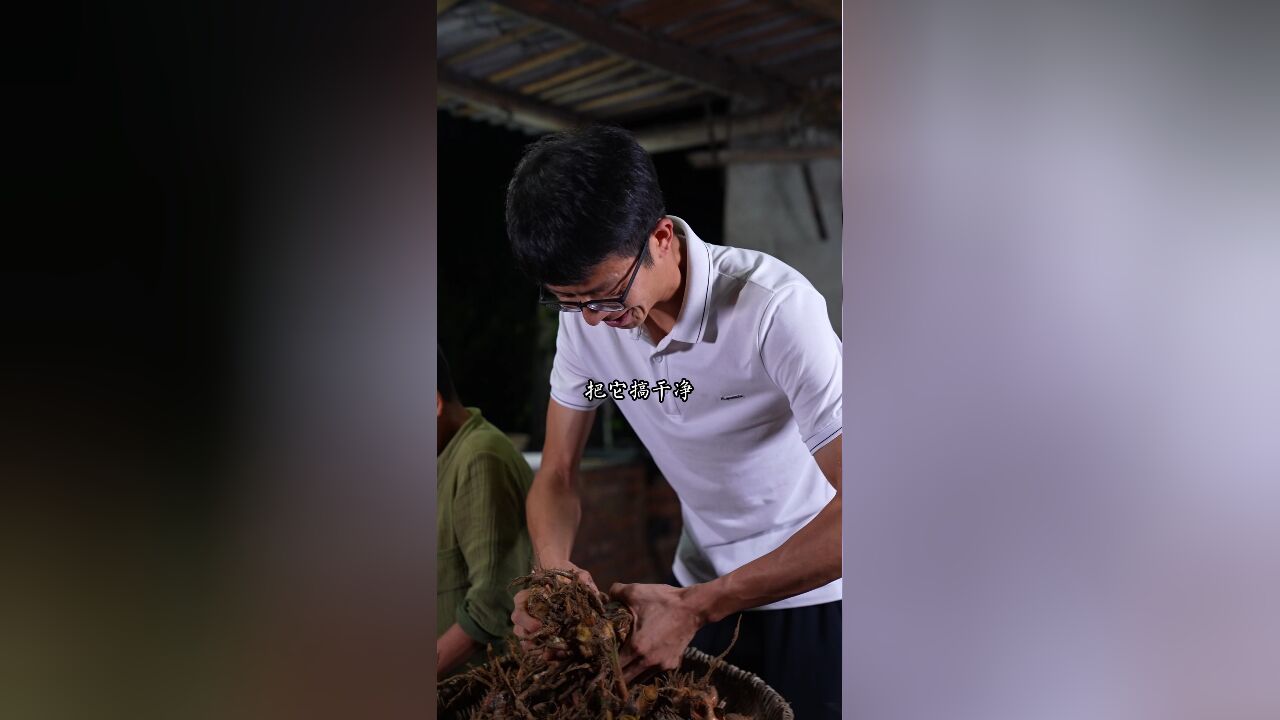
[632,110,796,154]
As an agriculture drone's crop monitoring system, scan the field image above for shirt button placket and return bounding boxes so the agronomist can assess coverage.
[655,355,680,416]
[648,356,662,408]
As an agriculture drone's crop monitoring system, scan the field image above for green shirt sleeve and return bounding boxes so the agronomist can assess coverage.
[451,451,532,645]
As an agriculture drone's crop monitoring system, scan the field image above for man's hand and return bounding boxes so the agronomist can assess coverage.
[511,563,598,654]
[610,582,706,682]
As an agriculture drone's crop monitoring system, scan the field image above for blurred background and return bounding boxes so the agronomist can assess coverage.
[436,0,843,588]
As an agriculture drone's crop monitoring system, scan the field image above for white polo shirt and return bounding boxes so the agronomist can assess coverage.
[549,216,842,610]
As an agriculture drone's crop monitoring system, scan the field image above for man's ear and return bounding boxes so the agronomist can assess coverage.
[436,391,444,418]
[651,217,675,257]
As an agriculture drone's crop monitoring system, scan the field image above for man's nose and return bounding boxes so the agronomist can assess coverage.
[582,308,606,326]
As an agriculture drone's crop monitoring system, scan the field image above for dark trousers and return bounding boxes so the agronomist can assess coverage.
[676,576,842,719]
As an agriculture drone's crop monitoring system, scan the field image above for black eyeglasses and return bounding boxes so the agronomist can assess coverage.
[539,240,649,313]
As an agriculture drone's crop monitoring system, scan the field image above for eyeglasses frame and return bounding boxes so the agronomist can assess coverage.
[537,237,650,313]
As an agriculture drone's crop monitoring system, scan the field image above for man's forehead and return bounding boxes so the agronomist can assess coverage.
[545,256,629,295]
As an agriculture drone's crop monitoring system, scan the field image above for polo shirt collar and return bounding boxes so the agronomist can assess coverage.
[661,215,712,346]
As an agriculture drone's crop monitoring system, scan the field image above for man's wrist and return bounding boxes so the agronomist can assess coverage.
[532,547,572,569]
[682,577,735,626]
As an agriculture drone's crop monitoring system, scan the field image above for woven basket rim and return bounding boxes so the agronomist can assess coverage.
[438,646,794,720]
[681,646,795,720]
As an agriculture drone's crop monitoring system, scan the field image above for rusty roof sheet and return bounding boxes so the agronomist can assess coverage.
[437,0,840,135]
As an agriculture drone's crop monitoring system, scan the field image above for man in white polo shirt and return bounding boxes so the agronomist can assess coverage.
[505,125,841,719]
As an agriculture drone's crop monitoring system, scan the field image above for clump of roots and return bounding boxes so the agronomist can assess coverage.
[440,568,751,720]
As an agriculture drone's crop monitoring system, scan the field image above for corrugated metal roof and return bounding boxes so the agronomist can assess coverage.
[436,0,840,144]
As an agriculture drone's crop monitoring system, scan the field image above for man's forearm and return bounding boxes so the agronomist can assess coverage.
[526,469,583,568]
[687,494,842,623]
[436,623,480,678]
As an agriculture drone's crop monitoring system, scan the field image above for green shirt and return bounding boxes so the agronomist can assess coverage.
[437,407,534,671]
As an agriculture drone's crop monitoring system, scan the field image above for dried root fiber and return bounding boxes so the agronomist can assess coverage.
[439,568,752,720]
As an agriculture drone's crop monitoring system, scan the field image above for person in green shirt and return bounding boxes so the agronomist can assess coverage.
[436,345,535,678]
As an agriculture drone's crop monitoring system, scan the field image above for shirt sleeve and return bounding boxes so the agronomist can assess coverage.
[548,313,608,411]
[452,452,533,645]
[757,283,843,453]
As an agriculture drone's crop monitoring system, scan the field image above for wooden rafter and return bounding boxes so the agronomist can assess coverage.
[573,78,683,112]
[537,62,638,101]
[444,24,543,65]
[547,70,659,106]
[486,42,589,83]
[518,55,623,95]
[438,66,588,131]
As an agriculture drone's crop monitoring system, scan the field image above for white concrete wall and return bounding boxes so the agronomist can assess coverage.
[723,157,843,336]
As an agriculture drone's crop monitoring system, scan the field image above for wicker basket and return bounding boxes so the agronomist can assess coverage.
[437,646,794,720]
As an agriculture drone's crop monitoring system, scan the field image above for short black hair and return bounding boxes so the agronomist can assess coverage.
[505,125,664,287]
[437,344,459,404]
